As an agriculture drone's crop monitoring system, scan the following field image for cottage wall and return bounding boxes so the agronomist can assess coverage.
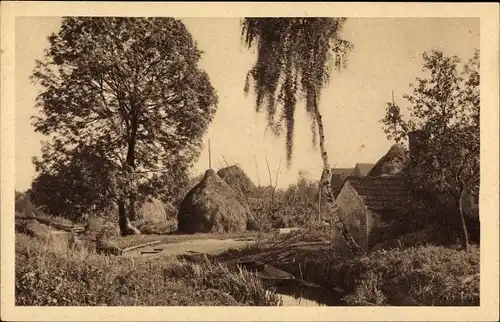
[335,181,369,251]
[366,209,378,246]
[366,209,394,248]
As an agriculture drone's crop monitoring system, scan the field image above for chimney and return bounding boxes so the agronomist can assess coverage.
[408,130,429,174]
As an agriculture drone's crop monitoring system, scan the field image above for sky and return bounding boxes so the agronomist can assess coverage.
[15,17,479,191]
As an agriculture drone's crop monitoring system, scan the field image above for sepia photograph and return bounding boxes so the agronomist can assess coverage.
[1,2,499,321]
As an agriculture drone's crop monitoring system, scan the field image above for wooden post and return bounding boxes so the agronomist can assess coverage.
[265,156,273,187]
[273,156,282,190]
[265,156,274,206]
[218,159,225,171]
[221,155,230,168]
[253,154,261,187]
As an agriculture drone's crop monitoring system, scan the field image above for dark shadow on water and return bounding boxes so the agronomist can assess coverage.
[180,248,347,306]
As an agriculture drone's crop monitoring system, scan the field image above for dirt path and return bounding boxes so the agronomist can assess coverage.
[121,238,255,258]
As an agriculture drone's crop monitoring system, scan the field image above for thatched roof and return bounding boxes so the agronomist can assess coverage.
[354,163,376,176]
[178,169,253,234]
[217,165,256,195]
[368,144,409,177]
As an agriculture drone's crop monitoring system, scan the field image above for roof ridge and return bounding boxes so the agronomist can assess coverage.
[347,175,409,180]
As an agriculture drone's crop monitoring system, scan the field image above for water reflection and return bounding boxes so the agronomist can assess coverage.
[273,283,345,307]
[278,293,325,306]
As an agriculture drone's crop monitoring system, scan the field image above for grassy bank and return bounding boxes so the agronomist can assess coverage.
[339,245,479,306]
[15,233,281,306]
[215,242,480,306]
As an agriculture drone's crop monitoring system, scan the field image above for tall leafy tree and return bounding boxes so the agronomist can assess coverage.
[381,50,480,250]
[31,17,218,235]
[240,18,364,254]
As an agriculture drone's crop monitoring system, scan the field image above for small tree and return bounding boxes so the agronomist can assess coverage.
[31,17,218,235]
[381,50,480,250]
[30,144,116,222]
[15,190,37,217]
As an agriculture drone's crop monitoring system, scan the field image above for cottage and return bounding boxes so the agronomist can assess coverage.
[353,163,375,177]
[333,135,415,251]
[330,168,355,197]
[330,164,375,197]
[334,130,480,250]
[335,176,410,251]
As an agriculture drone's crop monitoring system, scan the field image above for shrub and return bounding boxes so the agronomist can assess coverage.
[403,188,480,245]
[15,190,38,216]
[247,173,320,230]
[83,216,120,240]
[340,245,480,306]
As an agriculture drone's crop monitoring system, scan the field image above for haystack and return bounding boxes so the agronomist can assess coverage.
[368,144,409,177]
[163,201,178,219]
[136,198,169,223]
[217,165,256,195]
[178,169,253,233]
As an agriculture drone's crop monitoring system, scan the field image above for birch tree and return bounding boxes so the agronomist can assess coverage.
[240,18,364,254]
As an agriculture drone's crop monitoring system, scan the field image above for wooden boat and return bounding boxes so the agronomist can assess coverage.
[236,259,295,284]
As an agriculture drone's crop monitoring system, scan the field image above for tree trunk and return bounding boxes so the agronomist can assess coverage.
[318,188,322,222]
[117,109,140,236]
[118,200,140,236]
[128,195,137,222]
[311,90,364,255]
[458,185,470,251]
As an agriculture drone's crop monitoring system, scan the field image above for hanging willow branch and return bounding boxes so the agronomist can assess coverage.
[241,18,353,166]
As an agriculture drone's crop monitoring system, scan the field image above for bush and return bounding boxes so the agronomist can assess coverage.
[340,245,479,306]
[15,190,38,216]
[404,188,479,245]
[83,217,120,240]
[247,172,320,230]
[15,233,281,306]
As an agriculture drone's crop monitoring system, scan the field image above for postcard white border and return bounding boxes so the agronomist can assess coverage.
[1,2,498,321]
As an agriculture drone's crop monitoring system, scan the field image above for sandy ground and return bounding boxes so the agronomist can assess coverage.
[121,238,256,258]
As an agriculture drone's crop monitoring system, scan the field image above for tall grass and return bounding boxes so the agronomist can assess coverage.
[15,233,281,306]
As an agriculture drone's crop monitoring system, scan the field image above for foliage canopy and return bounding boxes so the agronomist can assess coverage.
[30,17,218,220]
[241,18,352,165]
